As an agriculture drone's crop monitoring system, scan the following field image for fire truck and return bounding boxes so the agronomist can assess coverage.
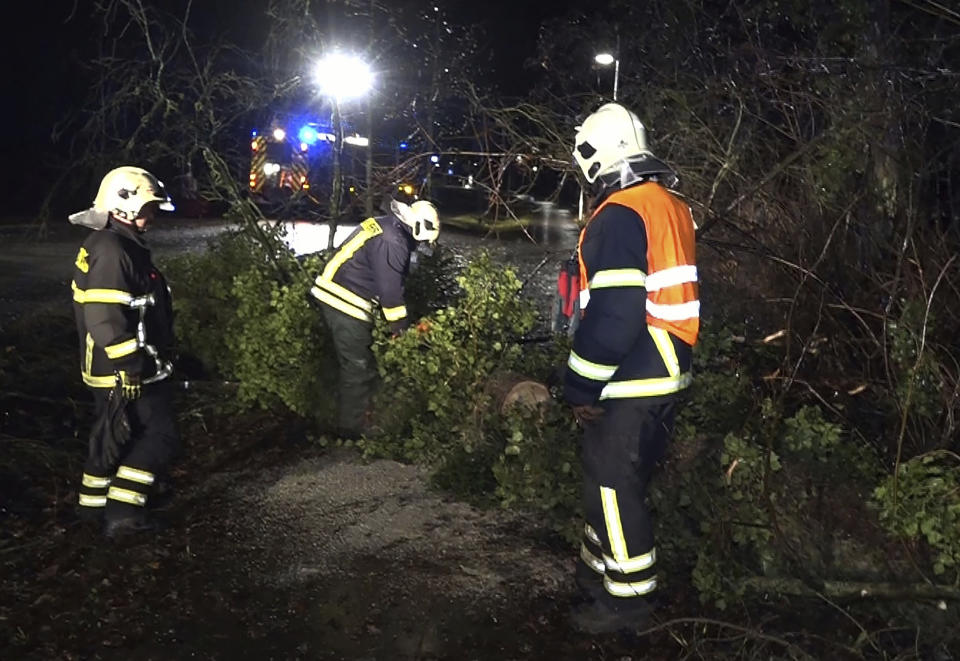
[248,119,370,207]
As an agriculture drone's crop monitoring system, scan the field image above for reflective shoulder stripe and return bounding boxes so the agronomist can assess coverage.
[360,218,383,236]
[646,299,700,322]
[321,221,382,280]
[311,287,373,322]
[382,305,408,322]
[105,338,140,359]
[116,465,155,485]
[645,265,698,292]
[603,575,658,597]
[648,327,680,377]
[599,373,693,399]
[567,351,618,382]
[590,268,646,289]
[72,281,134,305]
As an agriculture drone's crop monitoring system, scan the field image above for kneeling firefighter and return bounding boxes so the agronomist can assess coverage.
[564,103,700,633]
[69,166,180,539]
[310,198,440,438]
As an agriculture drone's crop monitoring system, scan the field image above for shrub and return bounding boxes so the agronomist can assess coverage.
[364,251,537,484]
[874,453,960,580]
[162,226,337,420]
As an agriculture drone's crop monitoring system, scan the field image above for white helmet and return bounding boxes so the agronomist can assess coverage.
[94,166,175,220]
[573,103,652,183]
[391,199,440,243]
[70,166,174,229]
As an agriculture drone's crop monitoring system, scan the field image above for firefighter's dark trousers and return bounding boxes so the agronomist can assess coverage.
[77,381,180,521]
[576,398,677,610]
[322,304,378,435]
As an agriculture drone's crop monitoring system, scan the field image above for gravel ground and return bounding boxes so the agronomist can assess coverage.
[205,451,570,597]
[137,447,606,661]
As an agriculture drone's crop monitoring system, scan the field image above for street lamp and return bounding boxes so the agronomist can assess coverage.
[314,53,373,248]
[314,53,374,101]
[594,52,619,101]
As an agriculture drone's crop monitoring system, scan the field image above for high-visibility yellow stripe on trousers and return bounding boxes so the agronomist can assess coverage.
[106,465,157,508]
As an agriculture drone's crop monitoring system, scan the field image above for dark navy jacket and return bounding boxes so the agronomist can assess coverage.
[310,214,418,332]
[71,220,174,388]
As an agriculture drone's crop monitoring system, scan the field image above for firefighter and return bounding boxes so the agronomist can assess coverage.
[310,198,440,438]
[69,166,180,539]
[564,103,700,633]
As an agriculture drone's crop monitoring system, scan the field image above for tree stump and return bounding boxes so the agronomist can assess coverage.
[486,371,550,415]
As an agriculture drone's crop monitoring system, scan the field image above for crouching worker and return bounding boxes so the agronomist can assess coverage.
[310,198,439,438]
[69,166,180,539]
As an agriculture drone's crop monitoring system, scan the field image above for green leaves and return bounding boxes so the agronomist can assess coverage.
[163,229,337,422]
[873,453,960,582]
[363,250,580,525]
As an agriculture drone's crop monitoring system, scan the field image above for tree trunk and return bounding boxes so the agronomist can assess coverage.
[486,372,550,414]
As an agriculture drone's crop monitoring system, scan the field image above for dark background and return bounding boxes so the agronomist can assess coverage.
[0,0,577,218]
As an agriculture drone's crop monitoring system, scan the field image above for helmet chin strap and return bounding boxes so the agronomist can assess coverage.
[111,212,147,233]
[597,155,679,193]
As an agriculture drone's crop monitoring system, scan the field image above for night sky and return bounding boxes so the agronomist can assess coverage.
[1,0,576,217]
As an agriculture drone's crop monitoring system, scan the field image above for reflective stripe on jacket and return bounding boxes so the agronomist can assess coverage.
[310,215,416,332]
[71,221,174,388]
[564,182,699,405]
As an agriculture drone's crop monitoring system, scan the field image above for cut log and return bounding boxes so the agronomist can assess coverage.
[486,371,550,415]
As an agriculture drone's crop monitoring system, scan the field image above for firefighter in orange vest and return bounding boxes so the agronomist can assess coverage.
[564,103,699,633]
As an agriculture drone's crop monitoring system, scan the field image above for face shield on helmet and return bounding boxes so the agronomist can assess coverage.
[573,103,652,184]
[391,199,440,243]
[69,166,175,230]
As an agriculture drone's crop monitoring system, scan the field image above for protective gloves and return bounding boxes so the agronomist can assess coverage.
[118,370,142,400]
[572,404,605,426]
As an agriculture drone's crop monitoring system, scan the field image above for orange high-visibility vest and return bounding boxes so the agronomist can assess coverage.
[578,182,699,346]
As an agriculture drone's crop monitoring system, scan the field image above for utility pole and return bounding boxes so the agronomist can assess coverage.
[329,97,344,250]
[365,0,375,217]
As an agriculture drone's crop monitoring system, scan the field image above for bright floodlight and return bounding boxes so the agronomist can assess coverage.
[595,53,615,66]
[272,127,287,141]
[315,53,373,100]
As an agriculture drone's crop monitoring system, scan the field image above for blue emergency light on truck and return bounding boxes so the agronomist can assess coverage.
[248,119,369,202]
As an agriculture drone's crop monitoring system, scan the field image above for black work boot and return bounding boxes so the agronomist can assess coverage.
[103,511,161,540]
[76,506,106,535]
[569,598,653,635]
[148,477,175,511]
[574,563,606,605]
